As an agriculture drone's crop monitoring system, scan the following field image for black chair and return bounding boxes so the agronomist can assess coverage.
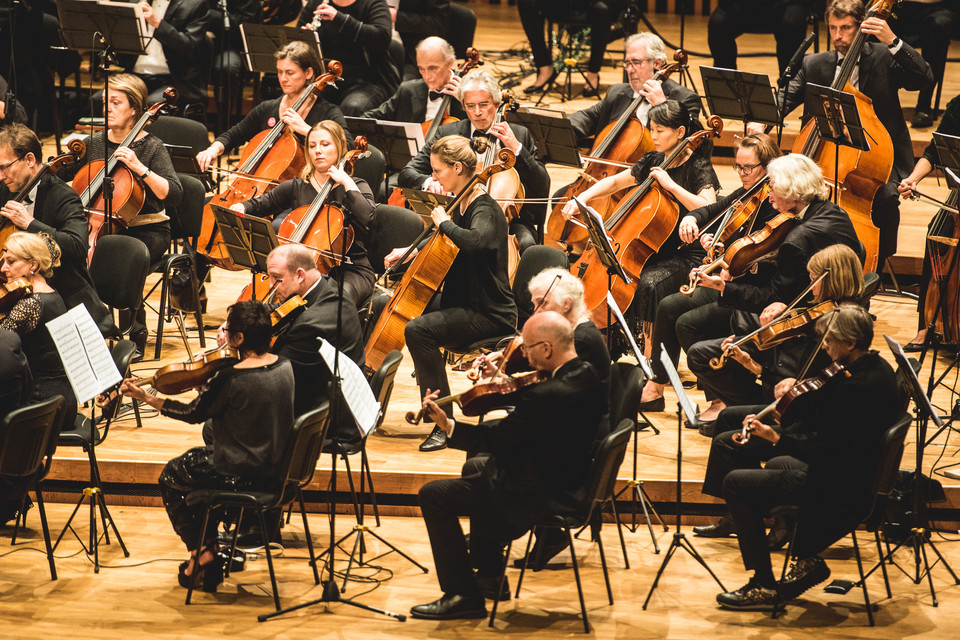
[2,396,66,581]
[147,115,211,156]
[366,204,426,277]
[53,341,138,571]
[771,412,912,625]
[489,419,633,633]
[185,404,331,612]
[89,235,152,344]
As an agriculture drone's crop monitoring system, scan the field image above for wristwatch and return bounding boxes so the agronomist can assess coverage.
[889,37,901,49]
[140,168,152,180]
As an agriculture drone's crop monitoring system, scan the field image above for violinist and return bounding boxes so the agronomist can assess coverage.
[385,134,517,453]
[362,37,466,126]
[231,120,377,307]
[774,0,934,272]
[0,124,111,332]
[0,233,77,425]
[561,99,719,353]
[196,42,350,173]
[120,300,295,593]
[712,305,900,611]
[398,69,550,252]
[638,133,781,413]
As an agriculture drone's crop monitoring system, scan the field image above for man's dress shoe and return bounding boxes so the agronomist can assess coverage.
[693,515,736,538]
[410,593,487,619]
[419,425,448,452]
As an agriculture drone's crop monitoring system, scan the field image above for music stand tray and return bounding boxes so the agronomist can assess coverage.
[240,24,324,74]
[164,144,211,185]
[506,107,582,168]
[400,189,453,219]
[804,83,871,152]
[57,0,149,55]
[210,204,280,278]
[699,66,781,129]
[345,117,425,173]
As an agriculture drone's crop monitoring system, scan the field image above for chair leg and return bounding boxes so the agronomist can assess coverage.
[851,530,875,626]
[340,452,362,525]
[10,494,26,545]
[608,497,630,569]
[361,448,381,526]
[36,488,57,581]
[595,530,612,605]
[874,530,892,598]
[154,267,169,361]
[186,505,213,605]
[515,528,536,596]
[488,539,513,628]
[565,527,590,633]
[298,488,321,585]
[259,508,282,611]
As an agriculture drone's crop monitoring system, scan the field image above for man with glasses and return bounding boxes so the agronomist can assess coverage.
[398,69,550,251]
[410,311,606,620]
[0,124,112,333]
[568,32,702,144]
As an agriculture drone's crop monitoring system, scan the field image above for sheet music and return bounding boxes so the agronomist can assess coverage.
[375,118,425,155]
[318,339,381,437]
[659,343,698,423]
[605,291,654,379]
[883,334,942,429]
[99,0,151,44]
[46,304,122,404]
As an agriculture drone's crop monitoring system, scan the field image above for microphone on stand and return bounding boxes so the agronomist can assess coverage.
[218,0,230,30]
[779,32,816,87]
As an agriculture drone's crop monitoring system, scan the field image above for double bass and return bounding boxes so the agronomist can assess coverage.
[919,189,960,343]
[791,0,897,273]
[197,61,343,270]
[571,116,723,328]
[545,50,688,254]
[364,149,516,373]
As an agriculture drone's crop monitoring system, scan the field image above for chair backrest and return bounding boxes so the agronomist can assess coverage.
[511,245,570,326]
[367,204,426,274]
[608,361,643,428]
[583,419,634,517]
[146,115,211,154]
[280,403,332,493]
[0,396,65,480]
[863,412,912,530]
[168,173,205,241]
[98,340,138,425]
[89,235,152,311]
[367,350,403,431]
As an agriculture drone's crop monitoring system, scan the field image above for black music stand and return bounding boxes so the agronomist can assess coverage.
[344,117,424,173]
[240,23,324,74]
[642,346,726,609]
[506,107,582,168]
[574,195,628,346]
[210,204,279,299]
[699,67,781,136]
[164,144,212,187]
[400,189,453,221]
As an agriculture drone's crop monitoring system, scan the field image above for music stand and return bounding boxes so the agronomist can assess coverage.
[505,107,582,168]
[164,144,212,187]
[642,345,726,609]
[699,67,781,135]
[344,117,424,173]
[210,204,279,298]
[399,189,453,220]
[240,23,324,74]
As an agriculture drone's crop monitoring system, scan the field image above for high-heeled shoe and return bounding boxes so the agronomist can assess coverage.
[177,553,226,592]
[523,70,559,95]
[582,82,601,98]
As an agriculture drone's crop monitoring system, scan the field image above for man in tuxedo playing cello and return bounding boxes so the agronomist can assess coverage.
[398,69,550,251]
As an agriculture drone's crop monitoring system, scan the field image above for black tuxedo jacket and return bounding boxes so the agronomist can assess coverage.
[568,80,702,143]
[363,78,466,124]
[778,41,934,180]
[145,0,213,104]
[448,357,605,527]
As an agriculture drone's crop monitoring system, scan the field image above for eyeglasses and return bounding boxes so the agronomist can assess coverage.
[622,59,651,70]
[463,101,492,111]
[733,163,761,174]
[519,340,550,354]
[0,156,23,174]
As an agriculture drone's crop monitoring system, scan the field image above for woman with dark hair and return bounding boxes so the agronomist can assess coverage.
[119,300,295,591]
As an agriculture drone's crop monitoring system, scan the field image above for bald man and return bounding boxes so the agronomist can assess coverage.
[410,311,607,620]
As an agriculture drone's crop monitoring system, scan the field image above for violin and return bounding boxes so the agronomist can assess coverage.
[698,178,771,264]
[405,370,548,424]
[277,136,369,273]
[466,335,527,382]
[73,88,178,265]
[545,50,687,255]
[422,48,482,141]
[122,345,241,396]
[0,278,33,319]
[198,62,343,270]
[1,139,86,249]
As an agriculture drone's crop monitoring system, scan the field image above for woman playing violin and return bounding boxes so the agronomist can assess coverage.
[0,233,77,424]
[231,120,377,307]
[119,300,294,592]
[385,134,517,453]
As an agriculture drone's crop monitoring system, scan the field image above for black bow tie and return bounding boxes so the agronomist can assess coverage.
[473,131,493,140]
[428,90,444,101]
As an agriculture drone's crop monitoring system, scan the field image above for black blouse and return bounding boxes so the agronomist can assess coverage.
[215,96,349,153]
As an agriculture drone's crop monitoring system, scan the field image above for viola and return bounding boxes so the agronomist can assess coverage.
[197,62,343,270]
[571,116,723,328]
[0,278,33,319]
[466,335,528,382]
[133,345,241,396]
[405,370,548,424]
[699,178,771,264]
[545,50,687,255]
[1,139,85,249]
[73,88,178,266]
[422,48,482,141]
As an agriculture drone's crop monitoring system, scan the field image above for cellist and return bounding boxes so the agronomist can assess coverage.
[772,0,933,272]
[384,134,517,453]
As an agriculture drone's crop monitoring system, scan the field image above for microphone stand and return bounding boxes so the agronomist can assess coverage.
[216,0,232,133]
[776,32,815,147]
[99,40,116,238]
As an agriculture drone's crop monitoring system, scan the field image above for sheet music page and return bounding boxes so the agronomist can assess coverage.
[605,292,654,379]
[376,118,426,155]
[46,304,122,404]
[318,339,381,436]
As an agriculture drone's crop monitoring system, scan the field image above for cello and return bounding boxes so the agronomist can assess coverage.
[364,149,516,373]
[197,61,343,270]
[571,116,723,328]
[918,189,960,343]
[545,50,688,254]
[791,0,897,273]
[480,92,523,283]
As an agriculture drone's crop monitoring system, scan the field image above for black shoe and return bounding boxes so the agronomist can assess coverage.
[693,515,736,538]
[636,396,665,412]
[778,556,830,599]
[512,535,570,571]
[582,82,600,98]
[716,577,779,611]
[684,416,717,435]
[410,593,487,620]
[523,70,558,94]
[419,425,448,452]
[218,549,246,573]
[177,556,226,592]
[475,575,511,601]
[912,110,934,128]
[902,341,924,353]
[766,515,793,551]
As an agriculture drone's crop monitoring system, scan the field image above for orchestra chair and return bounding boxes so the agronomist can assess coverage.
[859,271,880,310]
[185,403,331,612]
[3,396,66,581]
[141,173,207,360]
[770,412,912,625]
[53,341,139,572]
[89,235,152,345]
[489,419,633,633]
[352,144,388,203]
[146,116,214,191]
[366,204,426,278]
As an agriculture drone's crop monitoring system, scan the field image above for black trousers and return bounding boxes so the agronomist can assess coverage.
[707,0,810,76]
[687,336,766,407]
[872,179,902,273]
[701,404,776,498]
[517,0,614,74]
[119,223,171,339]
[649,287,720,383]
[890,1,956,112]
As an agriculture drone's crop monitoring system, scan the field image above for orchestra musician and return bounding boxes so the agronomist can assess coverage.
[637,133,782,413]
[230,120,378,307]
[0,124,112,334]
[773,0,934,272]
[120,300,295,593]
[713,305,900,610]
[410,311,605,620]
[385,134,517,452]
[398,69,550,252]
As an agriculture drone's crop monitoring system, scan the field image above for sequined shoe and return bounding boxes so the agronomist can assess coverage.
[716,577,780,611]
[778,556,830,599]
